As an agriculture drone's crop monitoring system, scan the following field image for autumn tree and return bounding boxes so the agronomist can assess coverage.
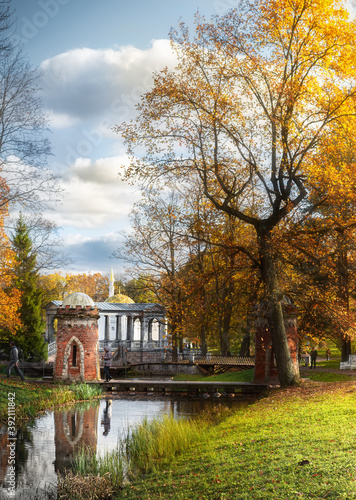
[284,121,356,359]
[178,184,259,356]
[124,277,158,303]
[38,272,67,308]
[0,216,21,345]
[11,215,46,360]
[117,0,356,385]
[65,273,109,302]
[115,190,189,359]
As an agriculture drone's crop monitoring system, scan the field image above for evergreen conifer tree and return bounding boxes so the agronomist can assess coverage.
[12,215,46,360]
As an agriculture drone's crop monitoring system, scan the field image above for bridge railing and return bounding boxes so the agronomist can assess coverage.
[47,341,57,357]
[193,355,255,366]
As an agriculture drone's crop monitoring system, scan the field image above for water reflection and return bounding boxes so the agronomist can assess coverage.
[54,402,99,474]
[101,400,112,436]
[0,414,56,499]
[0,395,247,499]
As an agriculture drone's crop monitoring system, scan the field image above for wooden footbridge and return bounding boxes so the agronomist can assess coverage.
[117,355,255,376]
[192,355,254,375]
[86,356,262,395]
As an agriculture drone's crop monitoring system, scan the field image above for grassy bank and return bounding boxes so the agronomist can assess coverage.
[0,377,102,423]
[58,403,234,499]
[114,380,356,499]
[175,367,356,383]
[58,379,356,499]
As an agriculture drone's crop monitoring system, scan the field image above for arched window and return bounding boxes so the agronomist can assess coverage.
[133,318,141,341]
[72,344,77,367]
[152,319,159,341]
[71,413,76,437]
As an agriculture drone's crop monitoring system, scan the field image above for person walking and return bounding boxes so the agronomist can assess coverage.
[310,348,318,369]
[7,341,25,380]
[102,345,113,382]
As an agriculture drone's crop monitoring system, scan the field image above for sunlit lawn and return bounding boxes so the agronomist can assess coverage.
[117,381,356,499]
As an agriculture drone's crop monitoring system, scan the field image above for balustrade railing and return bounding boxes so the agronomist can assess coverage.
[193,355,255,366]
[47,341,57,357]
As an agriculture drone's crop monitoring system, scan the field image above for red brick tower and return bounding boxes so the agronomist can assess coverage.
[54,292,100,381]
[254,296,298,382]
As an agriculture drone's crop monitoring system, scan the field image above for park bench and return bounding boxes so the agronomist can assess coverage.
[340,354,356,370]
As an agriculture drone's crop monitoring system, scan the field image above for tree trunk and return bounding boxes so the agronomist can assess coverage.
[171,325,178,362]
[239,312,252,357]
[258,230,300,386]
[336,229,351,362]
[221,302,232,356]
[200,323,208,356]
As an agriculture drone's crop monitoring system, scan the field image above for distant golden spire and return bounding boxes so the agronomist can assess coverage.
[109,267,115,298]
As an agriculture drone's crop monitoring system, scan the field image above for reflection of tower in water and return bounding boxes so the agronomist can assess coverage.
[54,403,99,473]
[0,428,10,486]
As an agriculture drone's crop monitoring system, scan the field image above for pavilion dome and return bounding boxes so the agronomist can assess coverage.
[105,293,135,304]
[62,292,95,308]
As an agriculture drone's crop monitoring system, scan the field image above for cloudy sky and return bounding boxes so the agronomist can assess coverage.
[10,0,238,275]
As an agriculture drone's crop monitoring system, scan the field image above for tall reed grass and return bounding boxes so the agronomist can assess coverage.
[69,383,103,400]
[125,415,207,473]
[74,446,124,485]
[58,405,234,498]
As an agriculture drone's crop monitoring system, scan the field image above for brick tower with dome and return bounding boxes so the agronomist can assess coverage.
[54,292,101,381]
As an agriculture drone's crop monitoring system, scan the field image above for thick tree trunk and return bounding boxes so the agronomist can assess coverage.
[341,336,351,363]
[336,230,351,362]
[259,231,300,386]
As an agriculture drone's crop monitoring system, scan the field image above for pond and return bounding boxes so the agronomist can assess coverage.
[0,393,249,499]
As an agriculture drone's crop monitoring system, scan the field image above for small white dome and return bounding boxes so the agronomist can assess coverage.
[62,292,94,308]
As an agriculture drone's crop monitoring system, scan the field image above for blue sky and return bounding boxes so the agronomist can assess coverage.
[10,0,238,275]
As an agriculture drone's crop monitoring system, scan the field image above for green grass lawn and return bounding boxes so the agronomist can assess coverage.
[116,380,356,499]
[0,377,102,423]
[175,366,356,384]
[315,359,342,369]
[304,371,356,382]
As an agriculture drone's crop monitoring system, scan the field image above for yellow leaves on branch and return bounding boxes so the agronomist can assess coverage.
[307,118,356,214]
[0,209,22,334]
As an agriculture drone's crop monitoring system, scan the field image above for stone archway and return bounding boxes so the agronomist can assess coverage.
[62,336,85,381]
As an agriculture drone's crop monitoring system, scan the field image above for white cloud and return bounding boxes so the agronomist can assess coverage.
[68,156,128,184]
[37,40,176,272]
[50,155,140,229]
[47,111,79,129]
[40,39,177,125]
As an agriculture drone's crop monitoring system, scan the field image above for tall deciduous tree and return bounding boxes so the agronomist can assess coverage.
[12,215,46,360]
[115,190,188,359]
[285,120,356,359]
[0,0,58,214]
[117,0,356,385]
[65,273,109,302]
